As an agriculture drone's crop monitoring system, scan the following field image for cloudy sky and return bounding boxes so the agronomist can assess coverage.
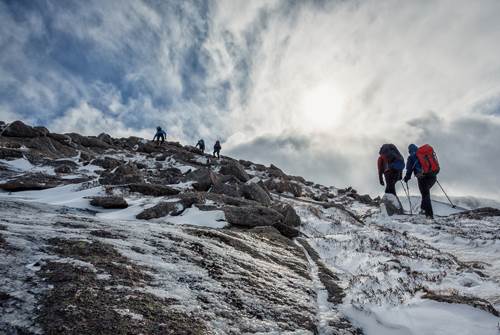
[1,0,500,199]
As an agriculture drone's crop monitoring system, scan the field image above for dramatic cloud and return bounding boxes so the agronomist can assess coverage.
[1,0,500,199]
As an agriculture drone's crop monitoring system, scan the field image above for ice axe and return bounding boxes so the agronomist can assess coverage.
[436,180,456,208]
[400,181,412,215]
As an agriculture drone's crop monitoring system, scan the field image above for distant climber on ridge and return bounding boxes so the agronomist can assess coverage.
[153,126,166,145]
[196,139,205,153]
[404,144,440,219]
[213,140,221,159]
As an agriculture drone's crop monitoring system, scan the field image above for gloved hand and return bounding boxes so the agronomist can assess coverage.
[379,179,384,186]
[403,176,410,183]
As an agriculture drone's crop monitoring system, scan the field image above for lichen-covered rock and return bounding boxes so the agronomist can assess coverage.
[90,196,128,209]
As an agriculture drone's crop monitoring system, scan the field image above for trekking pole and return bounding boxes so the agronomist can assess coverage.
[400,181,412,215]
[436,180,456,208]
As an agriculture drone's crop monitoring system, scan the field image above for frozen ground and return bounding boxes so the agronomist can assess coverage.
[287,195,500,335]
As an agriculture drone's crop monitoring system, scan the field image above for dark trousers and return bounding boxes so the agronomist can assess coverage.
[155,134,165,144]
[384,169,401,196]
[418,175,437,218]
[213,149,220,158]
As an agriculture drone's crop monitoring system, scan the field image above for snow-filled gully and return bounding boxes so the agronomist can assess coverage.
[295,239,336,335]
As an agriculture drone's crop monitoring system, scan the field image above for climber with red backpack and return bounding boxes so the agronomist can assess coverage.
[403,144,440,219]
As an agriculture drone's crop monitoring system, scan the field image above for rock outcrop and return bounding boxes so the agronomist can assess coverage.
[99,163,144,185]
[224,205,284,227]
[90,196,128,209]
[128,183,180,196]
[219,161,250,182]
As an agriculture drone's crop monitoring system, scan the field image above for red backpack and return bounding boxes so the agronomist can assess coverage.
[416,144,440,176]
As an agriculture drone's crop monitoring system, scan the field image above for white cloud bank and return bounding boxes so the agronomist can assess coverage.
[1,0,500,199]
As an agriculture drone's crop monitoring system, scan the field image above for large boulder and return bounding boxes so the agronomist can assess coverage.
[212,181,243,198]
[273,204,301,227]
[1,121,41,138]
[128,183,180,196]
[268,164,288,179]
[90,196,128,209]
[219,161,250,182]
[153,168,183,185]
[185,168,219,191]
[381,193,404,216]
[136,201,184,220]
[241,183,272,206]
[97,133,113,145]
[99,163,144,185]
[224,205,284,228]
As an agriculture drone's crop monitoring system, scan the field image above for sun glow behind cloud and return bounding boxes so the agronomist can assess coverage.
[299,83,346,132]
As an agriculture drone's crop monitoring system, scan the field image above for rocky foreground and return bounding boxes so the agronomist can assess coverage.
[0,121,499,335]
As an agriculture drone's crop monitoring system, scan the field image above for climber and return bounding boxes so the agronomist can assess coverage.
[404,144,440,219]
[378,144,405,197]
[196,139,205,153]
[213,140,221,159]
[153,126,166,145]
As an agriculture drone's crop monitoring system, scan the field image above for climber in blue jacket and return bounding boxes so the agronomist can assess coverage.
[153,126,166,145]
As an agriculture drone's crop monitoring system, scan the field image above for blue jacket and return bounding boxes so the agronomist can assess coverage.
[404,144,422,180]
[154,129,166,140]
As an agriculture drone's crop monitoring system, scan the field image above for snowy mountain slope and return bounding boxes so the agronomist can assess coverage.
[1,120,499,335]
